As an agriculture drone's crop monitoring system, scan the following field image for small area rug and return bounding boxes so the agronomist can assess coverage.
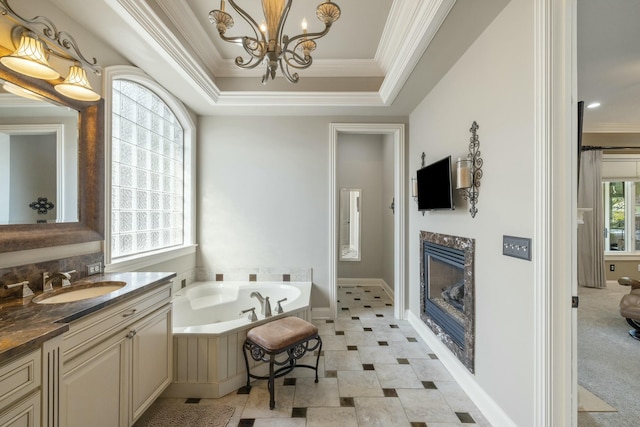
[134,400,235,427]
[578,385,616,413]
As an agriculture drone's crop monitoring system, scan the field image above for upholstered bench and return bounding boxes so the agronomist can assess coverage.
[242,316,322,409]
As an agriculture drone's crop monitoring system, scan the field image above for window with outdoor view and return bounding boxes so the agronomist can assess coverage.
[603,181,640,252]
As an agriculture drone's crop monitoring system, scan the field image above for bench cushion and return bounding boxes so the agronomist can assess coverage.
[247,317,318,352]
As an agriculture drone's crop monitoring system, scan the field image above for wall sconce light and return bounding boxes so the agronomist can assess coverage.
[0,0,101,102]
[412,152,426,215]
[457,121,483,218]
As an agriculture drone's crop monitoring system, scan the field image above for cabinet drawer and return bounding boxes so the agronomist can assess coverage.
[63,282,171,362]
[0,350,41,410]
[0,391,41,427]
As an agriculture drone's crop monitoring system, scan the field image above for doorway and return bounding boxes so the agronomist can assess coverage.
[329,123,405,320]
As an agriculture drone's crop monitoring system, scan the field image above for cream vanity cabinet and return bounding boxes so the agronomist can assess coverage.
[59,281,172,427]
[0,348,42,427]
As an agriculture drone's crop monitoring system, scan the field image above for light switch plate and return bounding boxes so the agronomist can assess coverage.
[503,235,532,261]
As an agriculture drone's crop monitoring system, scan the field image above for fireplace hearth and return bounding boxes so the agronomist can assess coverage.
[420,231,475,373]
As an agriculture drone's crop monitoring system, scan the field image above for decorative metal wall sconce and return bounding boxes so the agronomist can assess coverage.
[412,152,426,216]
[0,0,101,101]
[456,121,483,218]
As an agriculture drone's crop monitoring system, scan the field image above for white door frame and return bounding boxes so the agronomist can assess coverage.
[537,0,577,425]
[329,123,405,320]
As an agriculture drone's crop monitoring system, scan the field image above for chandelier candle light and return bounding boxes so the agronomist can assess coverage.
[209,0,341,84]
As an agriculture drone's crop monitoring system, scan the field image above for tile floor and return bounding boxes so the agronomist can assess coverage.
[150,286,490,427]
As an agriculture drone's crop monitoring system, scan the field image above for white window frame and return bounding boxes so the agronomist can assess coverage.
[103,65,196,271]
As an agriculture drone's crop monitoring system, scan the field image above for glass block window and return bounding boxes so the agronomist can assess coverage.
[111,79,184,259]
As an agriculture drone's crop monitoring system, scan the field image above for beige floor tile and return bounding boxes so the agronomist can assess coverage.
[241,382,295,418]
[252,418,306,427]
[337,370,384,397]
[375,364,424,389]
[409,358,456,382]
[344,331,380,346]
[320,334,347,351]
[324,350,363,371]
[306,407,359,427]
[396,388,460,423]
[354,397,410,427]
[292,377,340,407]
[390,341,432,359]
[436,381,479,412]
[334,319,365,332]
[357,345,398,364]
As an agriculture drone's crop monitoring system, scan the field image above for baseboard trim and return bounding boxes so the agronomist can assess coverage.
[312,307,332,320]
[407,310,517,427]
[337,277,394,299]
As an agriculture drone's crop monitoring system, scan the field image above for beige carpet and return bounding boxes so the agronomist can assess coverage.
[134,400,235,427]
[578,385,617,413]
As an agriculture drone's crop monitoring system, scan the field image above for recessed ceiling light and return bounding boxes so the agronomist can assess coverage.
[587,102,601,109]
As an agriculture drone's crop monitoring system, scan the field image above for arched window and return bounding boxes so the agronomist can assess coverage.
[105,66,194,266]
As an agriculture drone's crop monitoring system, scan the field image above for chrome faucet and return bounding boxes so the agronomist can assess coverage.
[4,281,33,298]
[43,270,77,292]
[250,291,271,317]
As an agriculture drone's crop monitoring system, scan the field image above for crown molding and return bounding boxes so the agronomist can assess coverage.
[216,91,383,107]
[113,0,221,102]
[155,0,225,75]
[375,0,421,72]
[378,0,456,105]
[215,59,384,78]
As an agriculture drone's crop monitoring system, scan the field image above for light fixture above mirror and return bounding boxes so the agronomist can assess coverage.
[0,0,101,102]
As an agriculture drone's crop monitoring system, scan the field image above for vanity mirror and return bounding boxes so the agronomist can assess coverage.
[0,46,104,252]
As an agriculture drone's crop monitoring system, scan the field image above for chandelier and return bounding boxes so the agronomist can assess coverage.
[209,0,341,84]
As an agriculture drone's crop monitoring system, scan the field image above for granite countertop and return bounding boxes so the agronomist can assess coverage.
[0,271,176,364]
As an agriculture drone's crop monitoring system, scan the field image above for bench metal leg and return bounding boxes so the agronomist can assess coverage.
[243,334,323,410]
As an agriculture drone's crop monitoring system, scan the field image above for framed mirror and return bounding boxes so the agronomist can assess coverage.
[0,45,104,253]
[339,188,361,261]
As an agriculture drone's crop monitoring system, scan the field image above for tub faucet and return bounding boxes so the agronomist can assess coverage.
[250,291,272,317]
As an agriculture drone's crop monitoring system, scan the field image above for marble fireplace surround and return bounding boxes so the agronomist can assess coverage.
[420,231,475,373]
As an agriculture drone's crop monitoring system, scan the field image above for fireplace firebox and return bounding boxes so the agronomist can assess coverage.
[420,231,475,373]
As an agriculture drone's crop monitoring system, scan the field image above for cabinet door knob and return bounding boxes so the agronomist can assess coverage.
[126,329,137,339]
[122,309,137,317]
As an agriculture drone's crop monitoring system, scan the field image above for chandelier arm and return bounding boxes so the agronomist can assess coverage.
[284,24,332,50]
[278,58,299,84]
[275,0,294,45]
[233,53,265,70]
[282,48,312,69]
[226,0,265,44]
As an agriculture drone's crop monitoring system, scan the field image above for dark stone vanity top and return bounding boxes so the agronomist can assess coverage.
[0,271,176,364]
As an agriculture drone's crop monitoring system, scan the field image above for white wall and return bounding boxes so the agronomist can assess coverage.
[197,116,406,308]
[408,0,535,425]
[337,133,384,279]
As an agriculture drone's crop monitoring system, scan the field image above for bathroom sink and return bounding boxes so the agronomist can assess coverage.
[32,281,127,304]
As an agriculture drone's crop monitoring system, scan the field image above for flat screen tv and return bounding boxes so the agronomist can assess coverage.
[417,155,454,211]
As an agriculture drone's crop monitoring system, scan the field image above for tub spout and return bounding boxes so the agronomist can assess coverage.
[250,291,272,317]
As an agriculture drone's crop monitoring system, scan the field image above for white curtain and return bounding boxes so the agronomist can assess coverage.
[577,150,606,288]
